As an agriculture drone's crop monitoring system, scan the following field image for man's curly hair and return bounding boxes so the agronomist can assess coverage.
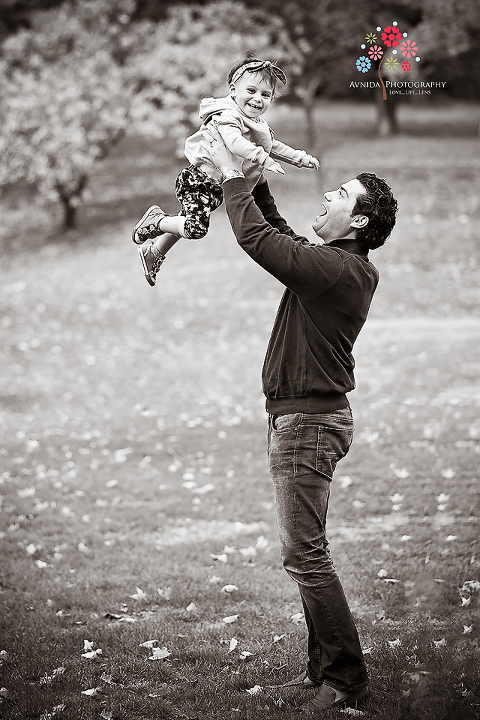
[352,173,398,250]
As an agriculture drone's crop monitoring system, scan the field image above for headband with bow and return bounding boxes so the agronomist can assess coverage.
[230,60,287,87]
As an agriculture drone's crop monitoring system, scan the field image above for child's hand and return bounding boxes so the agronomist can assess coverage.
[299,152,320,170]
[264,158,285,175]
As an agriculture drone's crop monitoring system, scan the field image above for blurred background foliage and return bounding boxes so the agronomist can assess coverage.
[0,0,478,229]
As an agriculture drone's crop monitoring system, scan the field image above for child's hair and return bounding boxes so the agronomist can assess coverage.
[227,52,286,97]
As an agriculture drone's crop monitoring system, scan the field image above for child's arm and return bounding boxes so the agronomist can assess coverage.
[270,138,320,170]
[214,117,284,174]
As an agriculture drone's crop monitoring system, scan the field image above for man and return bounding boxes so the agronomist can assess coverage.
[202,129,398,713]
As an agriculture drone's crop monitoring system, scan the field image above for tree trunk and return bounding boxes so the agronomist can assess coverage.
[56,174,88,230]
[375,91,399,136]
[61,198,77,229]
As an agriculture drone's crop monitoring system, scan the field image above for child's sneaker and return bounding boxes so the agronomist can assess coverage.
[138,242,166,287]
[132,205,166,244]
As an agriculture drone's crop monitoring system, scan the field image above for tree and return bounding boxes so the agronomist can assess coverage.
[237,0,373,151]
[240,0,428,141]
[0,0,159,229]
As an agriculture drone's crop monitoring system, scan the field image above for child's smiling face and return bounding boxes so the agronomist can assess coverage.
[230,72,274,118]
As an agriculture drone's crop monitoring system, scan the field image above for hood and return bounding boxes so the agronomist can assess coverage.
[199,95,239,121]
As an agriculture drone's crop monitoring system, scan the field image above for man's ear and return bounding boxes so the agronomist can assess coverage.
[229,83,236,97]
[350,214,368,229]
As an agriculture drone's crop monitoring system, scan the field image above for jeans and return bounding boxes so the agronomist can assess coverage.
[267,408,368,691]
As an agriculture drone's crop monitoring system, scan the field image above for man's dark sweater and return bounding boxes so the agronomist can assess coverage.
[223,177,379,414]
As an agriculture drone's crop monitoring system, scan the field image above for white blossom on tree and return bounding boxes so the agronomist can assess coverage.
[0,0,159,228]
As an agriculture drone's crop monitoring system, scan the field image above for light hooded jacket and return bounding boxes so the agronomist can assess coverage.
[184,95,313,189]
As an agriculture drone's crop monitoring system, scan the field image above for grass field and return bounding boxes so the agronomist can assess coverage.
[1,101,479,719]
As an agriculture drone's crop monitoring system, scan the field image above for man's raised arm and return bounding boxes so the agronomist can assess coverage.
[252,180,304,241]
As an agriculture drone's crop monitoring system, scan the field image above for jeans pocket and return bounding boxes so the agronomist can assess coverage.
[316,427,354,472]
[272,413,302,433]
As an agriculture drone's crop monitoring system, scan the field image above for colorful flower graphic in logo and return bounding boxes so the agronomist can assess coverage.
[354,21,421,100]
[400,39,418,58]
[381,25,402,47]
[356,56,371,73]
[368,45,383,61]
[385,56,399,71]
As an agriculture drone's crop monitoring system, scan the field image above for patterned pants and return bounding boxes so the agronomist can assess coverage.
[175,165,224,240]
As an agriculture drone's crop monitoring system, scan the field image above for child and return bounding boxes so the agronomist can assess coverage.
[132,54,320,286]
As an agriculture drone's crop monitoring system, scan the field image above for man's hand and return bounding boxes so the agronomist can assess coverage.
[264,157,286,175]
[200,125,243,179]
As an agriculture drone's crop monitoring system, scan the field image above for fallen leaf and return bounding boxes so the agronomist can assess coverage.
[462,580,480,592]
[433,639,446,648]
[149,647,171,660]
[129,587,146,600]
[139,640,158,648]
[228,638,238,653]
[246,685,262,695]
[352,500,365,509]
[223,615,238,624]
[18,487,35,497]
[291,612,303,624]
[221,585,238,594]
[441,468,455,479]
[182,481,197,490]
[239,546,256,558]
[256,536,269,549]
[193,483,215,495]
[388,639,401,648]
[82,649,102,659]
[436,493,450,503]
[240,651,253,660]
[210,553,228,563]
[157,587,172,600]
[81,687,101,696]
[273,635,285,643]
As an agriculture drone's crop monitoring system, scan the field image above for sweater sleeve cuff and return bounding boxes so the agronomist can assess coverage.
[222,176,249,200]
